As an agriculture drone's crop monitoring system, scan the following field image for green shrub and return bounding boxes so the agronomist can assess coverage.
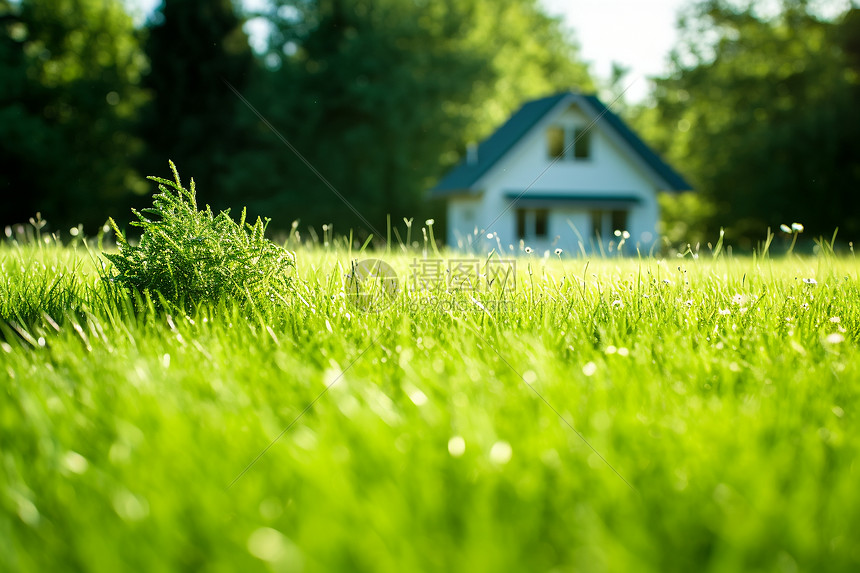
[658,191,716,246]
[104,161,294,309]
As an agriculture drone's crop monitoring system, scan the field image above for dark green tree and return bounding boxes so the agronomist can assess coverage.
[637,0,860,245]
[0,0,147,230]
[136,0,255,216]
[227,0,592,238]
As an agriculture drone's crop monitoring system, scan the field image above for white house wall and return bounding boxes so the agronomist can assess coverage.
[446,196,484,249]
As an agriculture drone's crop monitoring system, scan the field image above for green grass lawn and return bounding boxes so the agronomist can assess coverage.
[2,233,859,572]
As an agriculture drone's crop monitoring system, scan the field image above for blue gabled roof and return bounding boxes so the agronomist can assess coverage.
[579,94,691,191]
[431,92,691,195]
[430,93,569,195]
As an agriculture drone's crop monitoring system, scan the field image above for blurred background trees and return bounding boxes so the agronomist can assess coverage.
[1,0,857,245]
[0,0,147,229]
[224,0,592,234]
[635,0,860,246]
[136,0,255,212]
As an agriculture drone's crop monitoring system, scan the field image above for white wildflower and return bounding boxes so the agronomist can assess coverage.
[825,333,845,344]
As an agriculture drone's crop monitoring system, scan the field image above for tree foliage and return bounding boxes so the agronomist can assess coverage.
[637,0,860,245]
[136,0,255,216]
[2,0,591,236]
[0,0,147,229]
[225,0,592,236]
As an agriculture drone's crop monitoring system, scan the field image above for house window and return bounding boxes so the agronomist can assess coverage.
[573,127,591,159]
[590,210,604,239]
[535,209,548,237]
[516,208,549,240]
[611,209,628,234]
[516,209,526,239]
[546,126,565,159]
[591,209,630,240]
[547,126,592,160]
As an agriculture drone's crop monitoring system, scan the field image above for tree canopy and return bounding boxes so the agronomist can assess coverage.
[4,0,856,246]
[136,0,255,214]
[636,0,860,245]
[225,0,593,234]
[0,0,147,229]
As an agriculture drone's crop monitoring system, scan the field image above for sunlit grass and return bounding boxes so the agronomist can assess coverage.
[1,231,859,572]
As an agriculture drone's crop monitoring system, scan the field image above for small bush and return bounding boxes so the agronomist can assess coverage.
[104,161,294,308]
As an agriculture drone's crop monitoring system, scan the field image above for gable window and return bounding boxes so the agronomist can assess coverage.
[573,127,591,159]
[546,126,565,159]
[516,208,549,240]
[546,126,592,161]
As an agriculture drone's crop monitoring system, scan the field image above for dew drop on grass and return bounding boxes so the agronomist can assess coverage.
[489,441,512,465]
[408,387,428,407]
[112,489,149,522]
[448,436,466,457]
[323,367,342,387]
[292,426,317,451]
[247,527,301,565]
[582,362,597,377]
[16,498,39,526]
[62,451,89,474]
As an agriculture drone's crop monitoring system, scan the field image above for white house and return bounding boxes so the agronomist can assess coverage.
[430,92,691,254]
